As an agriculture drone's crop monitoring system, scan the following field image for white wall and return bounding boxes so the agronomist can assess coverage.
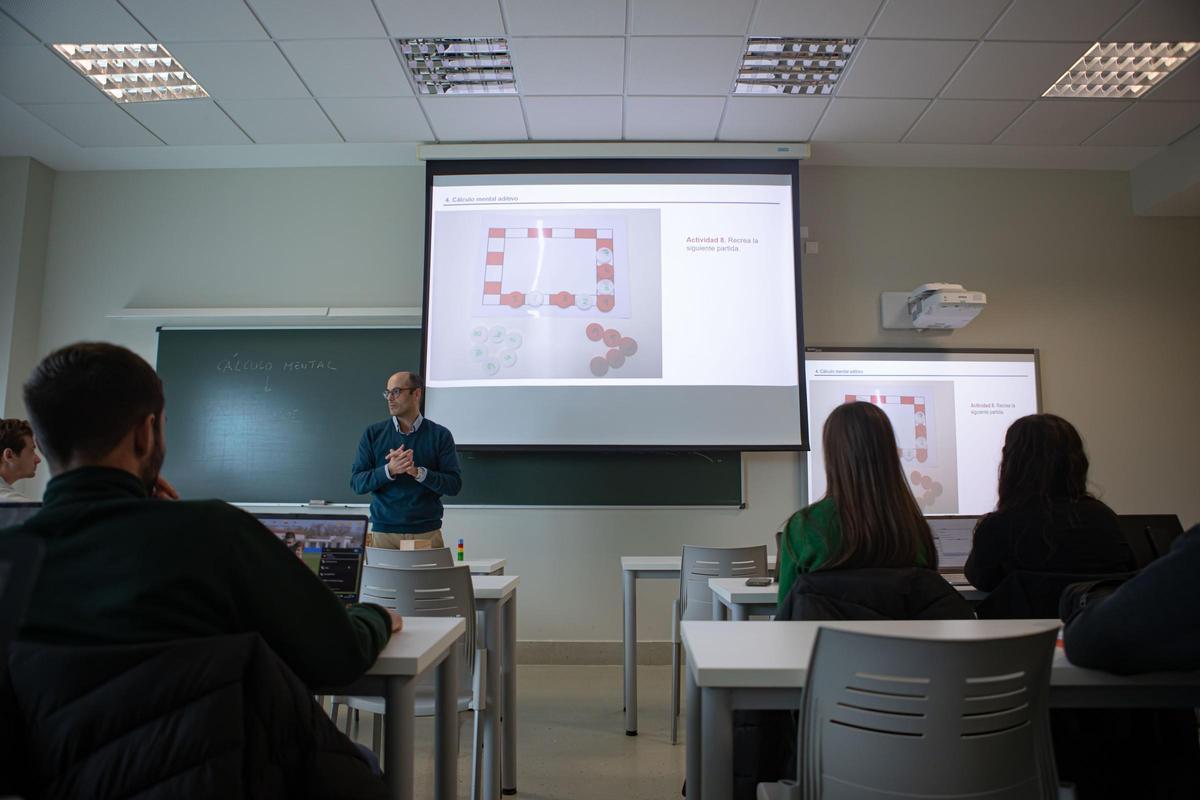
[11,163,1200,644]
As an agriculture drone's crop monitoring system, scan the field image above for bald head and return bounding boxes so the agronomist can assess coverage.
[387,371,419,391]
[384,371,423,421]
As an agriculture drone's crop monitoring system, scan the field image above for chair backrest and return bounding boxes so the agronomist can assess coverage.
[365,546,454,569]
[679,544,768,620]
[800,626,1059,800]
[359,564,476,672]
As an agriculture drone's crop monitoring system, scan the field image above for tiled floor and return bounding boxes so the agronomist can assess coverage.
[337,664,686,800]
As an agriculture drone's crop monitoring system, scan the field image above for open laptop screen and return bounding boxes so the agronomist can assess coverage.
[252,513,368,603]
[0,502,41,530]
[929,516,978,572]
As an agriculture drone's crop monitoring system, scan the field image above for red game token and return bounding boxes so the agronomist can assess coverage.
[619,337,638,356]
[586,323,604,341]
[590,356,609,377]
[603,329,621,347]
[606,349,625,368]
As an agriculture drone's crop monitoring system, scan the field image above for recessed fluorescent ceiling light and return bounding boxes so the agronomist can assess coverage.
[734,37,858,95]
[1043,42,1199,98]
[52,43,207,103]
[398,38,515,95]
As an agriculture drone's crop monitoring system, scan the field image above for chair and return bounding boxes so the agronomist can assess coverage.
[757,626,1063,800]
[364,545,454,569]
[670,544,768,743]
[333,564,485,799]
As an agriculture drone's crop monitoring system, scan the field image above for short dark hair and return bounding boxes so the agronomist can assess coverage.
[406,372,423,390]
[0,419,33,456]
[24,342,164,466]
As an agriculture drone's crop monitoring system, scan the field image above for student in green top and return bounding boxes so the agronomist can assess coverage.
[777,401,936,602]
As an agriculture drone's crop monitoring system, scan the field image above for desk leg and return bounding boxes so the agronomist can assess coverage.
[435,643,459,800]
[385,675,416,800]
[731,604,749,622]
[700,687,732,800]
[502,592,518,795]
[623,568,638,735]
[685,663,701,800]
[483,601,502,800]
[712,599,727,621]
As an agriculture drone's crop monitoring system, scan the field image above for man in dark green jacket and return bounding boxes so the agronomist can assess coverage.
[0,341,401,689]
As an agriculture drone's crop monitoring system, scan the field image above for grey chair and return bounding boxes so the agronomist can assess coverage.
[364,545,454,569]
[671,544,769,743]
[758,625,1063,800]
[333,564,485,799]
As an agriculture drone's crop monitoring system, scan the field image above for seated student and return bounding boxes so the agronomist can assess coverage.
[0,418,41,502]
[964,413,1134,594]
[0,342,401,794]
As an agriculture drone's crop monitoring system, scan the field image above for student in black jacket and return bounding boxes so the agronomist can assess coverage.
[964,413,1134,594]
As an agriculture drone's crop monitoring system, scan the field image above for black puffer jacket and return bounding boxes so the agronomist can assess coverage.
[776,567,976,622]
[2,633,388,800]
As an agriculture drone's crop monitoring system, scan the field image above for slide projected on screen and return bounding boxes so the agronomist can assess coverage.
[805,348,1040,515]
[422,161,804,449]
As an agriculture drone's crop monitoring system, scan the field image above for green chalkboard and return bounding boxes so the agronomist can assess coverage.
[156,328,743,506]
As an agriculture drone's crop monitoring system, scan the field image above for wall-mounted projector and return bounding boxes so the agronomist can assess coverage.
[881,283,987,331]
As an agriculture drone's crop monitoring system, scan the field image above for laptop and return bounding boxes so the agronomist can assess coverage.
[0,502,42,530]
[1118,514,1186,570]
[253,513,369,603]
[928,515,979,576]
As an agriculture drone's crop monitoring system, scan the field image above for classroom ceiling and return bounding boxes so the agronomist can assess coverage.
[0,0,1198,177]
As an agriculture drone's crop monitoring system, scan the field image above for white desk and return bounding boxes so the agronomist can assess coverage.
[338,616,466,800]
[619,555,774,734]
[472,574,521,798]
[464,557,506,575]
[707,576,987,620]
[681,619,1200,800]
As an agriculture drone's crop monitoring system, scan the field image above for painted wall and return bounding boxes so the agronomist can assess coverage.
[9,163,1200,644]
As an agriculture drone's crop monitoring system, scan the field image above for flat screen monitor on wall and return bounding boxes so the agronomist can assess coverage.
[421,159,806,450]
[804,348,1041,516]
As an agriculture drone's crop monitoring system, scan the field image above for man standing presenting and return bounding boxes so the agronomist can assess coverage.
[352,371,461,549]
[0,419,41,501]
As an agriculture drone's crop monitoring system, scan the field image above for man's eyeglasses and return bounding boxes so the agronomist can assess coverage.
[382,387,417,400]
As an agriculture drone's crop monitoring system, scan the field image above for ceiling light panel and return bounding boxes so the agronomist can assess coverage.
[51,43,208,103]
[734,37,857,95]
[1043,42,1199,98]
[398,37,516,95]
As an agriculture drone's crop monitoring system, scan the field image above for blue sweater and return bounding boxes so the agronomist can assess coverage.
[350,417,462,533]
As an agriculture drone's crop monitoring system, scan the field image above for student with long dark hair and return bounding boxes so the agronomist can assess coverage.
[777,401,937,602]
[964,413,1133,592]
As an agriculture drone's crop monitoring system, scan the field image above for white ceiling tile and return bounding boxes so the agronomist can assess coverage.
[1084,101,1200,146]
[1146,56,1200,102]
[165,41,310,100]
[631,0,754,35]
[941,42,1086,100]
[511,38,624,95]
[0,0,148,42]
[627,37,743,95]
[868,0,1009,39]
[21,102,161,146]
[0,45,106,103]
[904,99,1028,143]
[718,97,827,140]
[219,98,341,143]
[749,0,884,37]
[318,97,433,141]
[374,0,505,37]
[1105,0,1200,42]
[0,11,35,43]
[420,96,527,140]
[987,0,1137,42]
[811,98,928,141]
[995,100,1130,145]
[248,0,386,39]
[124,99,251,145]
[838,39,974,98]
[279,40,412,98]
[502,0,626,36]
[121,0,268,41]
[624,96,725,139]
[524,96,623,139]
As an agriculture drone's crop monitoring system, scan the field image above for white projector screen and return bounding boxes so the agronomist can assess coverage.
[421,160,806,450]
[804,348,1041,516]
